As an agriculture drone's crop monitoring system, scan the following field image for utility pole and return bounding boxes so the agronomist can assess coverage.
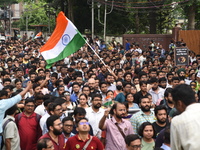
[103,0,107,41]
[92,0,94,40]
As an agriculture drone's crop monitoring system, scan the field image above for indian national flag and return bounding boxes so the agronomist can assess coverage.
[34,32,42,39]
[40,11,86,68]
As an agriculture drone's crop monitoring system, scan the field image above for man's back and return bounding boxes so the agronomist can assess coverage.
[171,103,200,150]
[2,115,20,150]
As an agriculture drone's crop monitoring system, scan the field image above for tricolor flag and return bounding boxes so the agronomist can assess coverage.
[34,32,42,39]
[40,11,86,68]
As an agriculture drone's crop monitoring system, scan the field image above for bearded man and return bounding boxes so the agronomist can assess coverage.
[39,115,65,150]
[152,105,169,136]
[99,103,134,150]
[86,94,105,139]
[130,96,156,134]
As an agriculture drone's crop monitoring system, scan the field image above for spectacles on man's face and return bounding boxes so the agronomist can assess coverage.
[64,124,73,127]
[79,122,90,125]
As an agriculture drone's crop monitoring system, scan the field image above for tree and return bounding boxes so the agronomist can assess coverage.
[19,1,56,31]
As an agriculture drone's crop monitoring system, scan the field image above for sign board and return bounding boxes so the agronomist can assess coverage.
[174,47,189,66]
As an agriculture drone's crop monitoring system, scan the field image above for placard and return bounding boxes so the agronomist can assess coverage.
[174,47,189,66]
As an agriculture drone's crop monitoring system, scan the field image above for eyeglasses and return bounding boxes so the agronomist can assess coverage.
[130,145,142,149]
[64,124,73,127]
[79,122,90,125]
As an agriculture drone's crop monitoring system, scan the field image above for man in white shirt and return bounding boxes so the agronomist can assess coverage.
[105,73,116,91]
[171,84,200,150]
[86,94,105,139]
[148,77,165,105]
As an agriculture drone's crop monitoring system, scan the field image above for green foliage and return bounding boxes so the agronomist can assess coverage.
[0,0,18,7]
[19,1,56,31]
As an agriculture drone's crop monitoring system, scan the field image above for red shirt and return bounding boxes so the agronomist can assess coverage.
[65,134,104,150]
[39,133,65,150]
[15,112,42,150]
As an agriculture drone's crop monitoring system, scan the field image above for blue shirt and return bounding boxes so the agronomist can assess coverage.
[63,132,75,143]
[70,93,78,103]
[0,94,21,133]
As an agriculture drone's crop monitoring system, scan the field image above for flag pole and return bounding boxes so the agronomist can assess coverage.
[85,40,111,73]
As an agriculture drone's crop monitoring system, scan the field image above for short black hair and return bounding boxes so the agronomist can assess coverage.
[35,76,45,83]
[51,72,58,79]
[5,104,18,115]
[139,96,150,103]
[91,93,102,101]
[149,68,157,73]
[138,122,156,137]
[72,82,80,87]
[149,77,158,84]
[62,116,73,124]
[99,81,108,88]
[54,98,66,105]
[154,105,167,116]
[77,117,89,126]
[124,72,132,79]
[164,88,172,98]
[172,76,180,82]
[125,134,141,146]
[139,81,147,87]
[49,102,61,112]
[46,115,60,130]
[0,90,8,98]
[37,138,52,150]
[25,98,35,105]
[159,77,167,83]
[74,107,86,116]
[57,85,64,91]
[123,82,132,88]
[166,72,173,78]
[171,84,195,106]
[32,83,40,90]
[3,78,11,84]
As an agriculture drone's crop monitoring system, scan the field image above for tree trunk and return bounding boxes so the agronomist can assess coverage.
[135,9,139,34]
[68,0,74,23]
[149,9,157,34]
[187,3,196,30]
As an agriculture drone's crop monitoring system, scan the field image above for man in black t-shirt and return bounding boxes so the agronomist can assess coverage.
[152,105,169,137]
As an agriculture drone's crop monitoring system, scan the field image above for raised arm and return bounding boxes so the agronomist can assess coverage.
[99,108,110,130]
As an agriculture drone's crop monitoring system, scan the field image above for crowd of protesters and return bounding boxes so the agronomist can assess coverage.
[0,34,200,150]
